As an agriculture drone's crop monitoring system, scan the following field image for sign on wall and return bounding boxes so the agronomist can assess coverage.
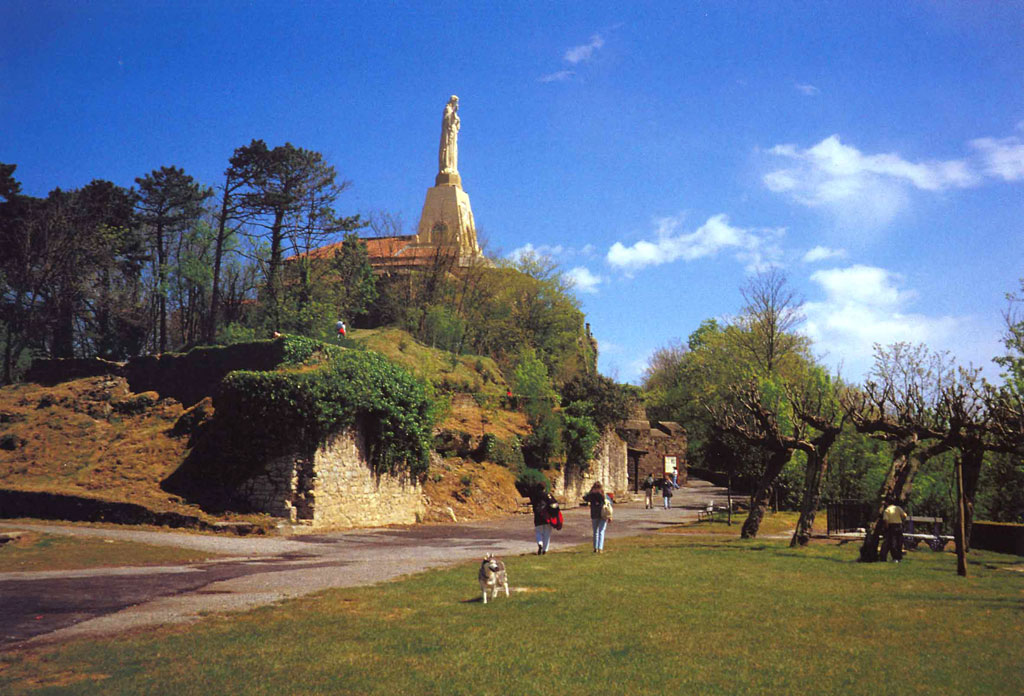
[664,456,676,474]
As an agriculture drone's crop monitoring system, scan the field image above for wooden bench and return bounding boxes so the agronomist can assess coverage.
[903,516,955,551]
[698,502,731,522]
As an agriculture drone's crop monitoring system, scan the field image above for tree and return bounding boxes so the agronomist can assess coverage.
[513,347,561,468]
[842,343,954,562]
[205,168,247,344]
[785,372,847,546]
[709,378,811,538]
[332,231,378,324]
[562,400,601,472]
[135,167,212,353]
[734,269,805,376]
[227,140,360,331]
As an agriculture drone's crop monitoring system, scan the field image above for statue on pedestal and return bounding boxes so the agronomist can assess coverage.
[439,95,460,176]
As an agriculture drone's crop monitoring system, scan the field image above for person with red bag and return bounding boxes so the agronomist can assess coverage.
[529,485,560,555]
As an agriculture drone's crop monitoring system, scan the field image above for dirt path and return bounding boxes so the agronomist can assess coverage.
[1,479,733,648]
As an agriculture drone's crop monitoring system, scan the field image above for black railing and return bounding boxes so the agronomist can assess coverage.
[826,500,874,535]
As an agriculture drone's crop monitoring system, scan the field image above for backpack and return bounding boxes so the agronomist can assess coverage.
[600,496,613,521]
[548,500,563,530]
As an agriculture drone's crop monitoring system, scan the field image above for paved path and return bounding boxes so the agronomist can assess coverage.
[1,479,732,648]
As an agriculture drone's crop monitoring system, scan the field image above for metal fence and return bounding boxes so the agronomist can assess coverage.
[825,500,874,535]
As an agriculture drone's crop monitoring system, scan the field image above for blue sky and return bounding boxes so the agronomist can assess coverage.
[3,1,1022,383]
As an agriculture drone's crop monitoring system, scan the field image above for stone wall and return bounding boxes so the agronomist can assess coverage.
[555,428,628,503]
[617,420,688,492]
[234,426,425,529]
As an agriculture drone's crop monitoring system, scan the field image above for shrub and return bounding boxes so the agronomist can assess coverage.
[562,401,601,472]
[479,434,524,469]
[217,349,436,477]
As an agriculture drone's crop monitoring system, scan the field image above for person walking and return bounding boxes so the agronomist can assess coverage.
[881,502,909,562]
[529,485,558,555]
[583,481,612,553]
[642,473,655,509]
[662,473,679,509]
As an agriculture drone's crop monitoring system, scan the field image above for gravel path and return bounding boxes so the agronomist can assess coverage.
[1,479,733,648]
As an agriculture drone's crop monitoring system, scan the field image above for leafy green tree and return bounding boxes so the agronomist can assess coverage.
[562,400,601,472]
[227,140,360,331]
[1,177,143,369]
[333,231,378,324]
[513,347,561,468]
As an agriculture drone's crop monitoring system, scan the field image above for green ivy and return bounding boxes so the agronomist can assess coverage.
[279,334,345,366]
[217,348,436,477]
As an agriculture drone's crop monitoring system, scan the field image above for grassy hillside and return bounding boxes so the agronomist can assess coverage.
[0,377,266,525]
[0,331,531,528]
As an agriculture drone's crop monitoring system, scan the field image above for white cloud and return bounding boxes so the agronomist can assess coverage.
[539,70,575,83]
[564,34,604,64]
[970,136,1024,181]
[606,214,783,274]
[803,264,960,379]
[764,134,981,226]
[508,242,565,261]
[802,245,847,263]
[566,266,602,294]
[794,83,820,96]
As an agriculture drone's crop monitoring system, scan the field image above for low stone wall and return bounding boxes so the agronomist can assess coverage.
[555,428,628,503]
[234,427,425,529]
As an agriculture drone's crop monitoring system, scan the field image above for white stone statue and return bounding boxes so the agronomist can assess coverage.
[439,95,460,175]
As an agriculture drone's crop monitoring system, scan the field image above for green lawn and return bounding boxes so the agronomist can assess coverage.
[0,530,219,572]
[1,532,1020,695]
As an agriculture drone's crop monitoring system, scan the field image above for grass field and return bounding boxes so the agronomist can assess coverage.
[1,529,1020,695]
[0,530,220,572]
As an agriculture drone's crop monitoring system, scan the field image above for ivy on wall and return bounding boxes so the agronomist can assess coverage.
[217,342,436,477]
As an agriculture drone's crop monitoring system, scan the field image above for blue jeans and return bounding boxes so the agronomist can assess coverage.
[591,518,608,550]
[534,524,552,552]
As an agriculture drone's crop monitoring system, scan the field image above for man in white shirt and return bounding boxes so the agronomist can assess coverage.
[882,503,908,562]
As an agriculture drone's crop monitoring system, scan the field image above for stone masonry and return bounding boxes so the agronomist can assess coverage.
[555,427,629,502]
[234,426,425,529]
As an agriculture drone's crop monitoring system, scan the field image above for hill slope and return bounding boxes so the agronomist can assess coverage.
[0,330,533,528]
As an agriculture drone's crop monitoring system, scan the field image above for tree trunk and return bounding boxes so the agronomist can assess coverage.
[791,431,840,547]
[265,212,285,331]
[2,323,14,385]
[860,440,915,562]
[960,446,985,552]
[954,453,968,577]
[206,179,232,344]
[53,293,76,359]
[741,448,793,539]
[156,223,167,354]
[791,452,827,547]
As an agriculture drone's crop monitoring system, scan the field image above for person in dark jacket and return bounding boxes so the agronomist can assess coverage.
[529,487,558,555]
[661,472,679,509]
[642,473,655,509]
[582,481,611,553]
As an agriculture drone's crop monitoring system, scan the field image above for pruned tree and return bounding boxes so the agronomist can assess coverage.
[842,343,954,562]
[709,379,812,538]
[785,373,848,546]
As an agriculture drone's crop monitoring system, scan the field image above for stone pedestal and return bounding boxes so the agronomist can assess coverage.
[416,183,481,257]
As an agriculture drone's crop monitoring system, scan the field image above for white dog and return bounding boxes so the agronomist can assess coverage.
[478,554,509,604]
